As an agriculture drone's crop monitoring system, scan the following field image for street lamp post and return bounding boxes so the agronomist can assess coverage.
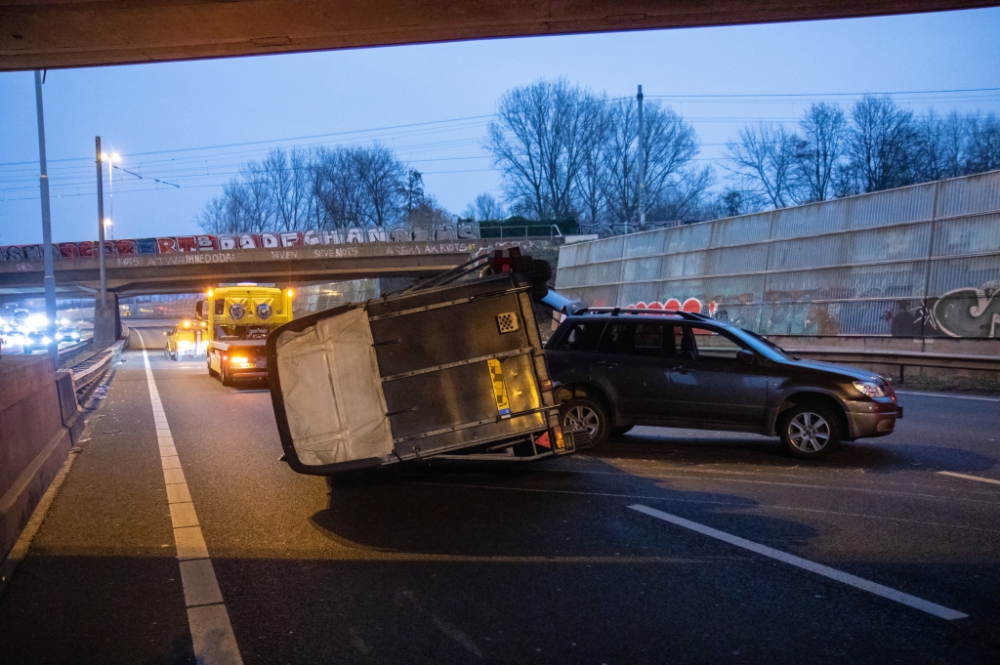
[34,71,58,363]
[95,138,107,311]
[101,152,119,240]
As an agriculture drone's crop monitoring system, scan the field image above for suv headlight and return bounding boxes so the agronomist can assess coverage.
[852,380,886,398]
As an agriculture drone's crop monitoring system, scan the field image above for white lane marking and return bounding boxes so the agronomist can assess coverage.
[895,390,1000,402]
[629,504,967,621]
[937,471,1000,486]
[135,329,244,665]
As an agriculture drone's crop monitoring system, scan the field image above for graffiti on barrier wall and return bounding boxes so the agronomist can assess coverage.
[891,283,1000,338]
[619,283,1000,338]
[0,224,479,262]
[628,299,719,316]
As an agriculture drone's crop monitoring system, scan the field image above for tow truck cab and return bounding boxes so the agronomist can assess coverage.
[196,284,294,385]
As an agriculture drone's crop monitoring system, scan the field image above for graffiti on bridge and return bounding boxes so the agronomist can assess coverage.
[0,224,480,263]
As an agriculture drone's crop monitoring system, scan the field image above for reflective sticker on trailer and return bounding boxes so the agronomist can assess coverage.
[487,358,511,418]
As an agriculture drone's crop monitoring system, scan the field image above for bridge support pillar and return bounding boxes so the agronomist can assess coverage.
[93,293,120,349]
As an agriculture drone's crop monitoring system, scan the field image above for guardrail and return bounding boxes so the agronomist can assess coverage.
[57,337,92,363]
[779,347,1000,383]
[70,326,129,398]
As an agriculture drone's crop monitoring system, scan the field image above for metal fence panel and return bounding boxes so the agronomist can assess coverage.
[556,170,1000,337]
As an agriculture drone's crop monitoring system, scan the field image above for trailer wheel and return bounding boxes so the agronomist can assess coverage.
[559,397,609,449]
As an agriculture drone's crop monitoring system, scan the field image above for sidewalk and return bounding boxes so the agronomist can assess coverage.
[0,353,195,665]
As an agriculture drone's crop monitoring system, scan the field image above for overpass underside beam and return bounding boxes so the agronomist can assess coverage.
[1,1,994,71]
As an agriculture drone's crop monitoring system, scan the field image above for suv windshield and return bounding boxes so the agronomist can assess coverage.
[734,328,792,361]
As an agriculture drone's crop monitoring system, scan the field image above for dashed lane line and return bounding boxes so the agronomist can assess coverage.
[629,504,968,621]
[414,482,1000,534]
[937,471,1000,486]
[135,329,244,665]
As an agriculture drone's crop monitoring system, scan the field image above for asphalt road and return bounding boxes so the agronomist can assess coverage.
[1,325,998,664]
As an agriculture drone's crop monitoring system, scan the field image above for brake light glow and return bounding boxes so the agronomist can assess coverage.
[230,356,253,369]
[553,426,565,450]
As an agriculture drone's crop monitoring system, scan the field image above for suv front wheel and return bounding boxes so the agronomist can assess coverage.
[780,403,841,459]
[559,397,609,450]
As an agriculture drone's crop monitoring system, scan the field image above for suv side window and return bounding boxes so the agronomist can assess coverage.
[633,322,664,357]
[556,322,605,352]
[684,326,746,361]
[598,322,635,354]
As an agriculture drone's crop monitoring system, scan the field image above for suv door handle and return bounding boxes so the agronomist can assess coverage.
[671,366,696,375]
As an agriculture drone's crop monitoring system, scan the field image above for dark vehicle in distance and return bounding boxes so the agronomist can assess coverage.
[546,308,902,459]
[57,326,81,343]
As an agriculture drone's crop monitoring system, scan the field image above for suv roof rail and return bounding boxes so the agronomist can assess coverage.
[583,306,713,322]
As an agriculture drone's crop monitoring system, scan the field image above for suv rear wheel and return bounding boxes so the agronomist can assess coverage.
[780,403,841,459]
[559,397,609,450]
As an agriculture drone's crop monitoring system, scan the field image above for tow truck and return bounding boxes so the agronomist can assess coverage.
[267,249,581,476]
[196,283,294,386]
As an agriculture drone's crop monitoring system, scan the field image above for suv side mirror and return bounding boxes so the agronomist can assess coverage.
[736,349,755,366]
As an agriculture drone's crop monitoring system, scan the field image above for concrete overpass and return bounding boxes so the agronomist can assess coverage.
[0,240,493,298]
[2,1,996,71]
[0,238,561,301]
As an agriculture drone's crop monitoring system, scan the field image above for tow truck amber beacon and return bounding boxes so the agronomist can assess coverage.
[196,283,294,386]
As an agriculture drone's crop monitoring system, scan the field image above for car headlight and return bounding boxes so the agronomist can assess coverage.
[852,380,886,398]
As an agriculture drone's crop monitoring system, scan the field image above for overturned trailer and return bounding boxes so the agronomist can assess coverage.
[267,251,580,475]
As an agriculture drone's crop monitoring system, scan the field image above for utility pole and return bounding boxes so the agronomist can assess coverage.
[637,84,646,231]
[95,137,107,311]
[34,70,58,363]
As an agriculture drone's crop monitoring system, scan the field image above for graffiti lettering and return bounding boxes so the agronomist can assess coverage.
[0,223,480,263]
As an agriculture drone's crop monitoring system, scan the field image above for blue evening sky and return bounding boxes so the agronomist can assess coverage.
[1,7,999,245]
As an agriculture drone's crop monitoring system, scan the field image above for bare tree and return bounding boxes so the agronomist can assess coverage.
[488,79,602,221]
[845,95,919,193]
[463,193,506,221]
[263,147,314,231]
[197,195,230,234]
[794,103,847,202]
[647,166,714,222]
[726,123,801,208]
[354,143,405,227]
[402,169,425,218]
[967,113,1000,174]
[313,147,363,230]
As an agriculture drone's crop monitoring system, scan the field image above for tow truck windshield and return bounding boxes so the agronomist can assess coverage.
[214,324,276,341]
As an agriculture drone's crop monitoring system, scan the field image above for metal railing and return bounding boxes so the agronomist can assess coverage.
[70,326,129,398]
[778,346,1000,383]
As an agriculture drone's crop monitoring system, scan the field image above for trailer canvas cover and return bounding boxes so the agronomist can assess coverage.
[276,307,393,465]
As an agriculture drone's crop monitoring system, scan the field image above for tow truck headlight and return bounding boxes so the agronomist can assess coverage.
[852,381,886,398]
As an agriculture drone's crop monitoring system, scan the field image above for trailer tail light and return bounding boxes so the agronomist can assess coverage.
[553,426,566,451]
[539,379,552,392]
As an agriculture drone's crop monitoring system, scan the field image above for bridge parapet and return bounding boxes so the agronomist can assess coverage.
[0,238,561,296]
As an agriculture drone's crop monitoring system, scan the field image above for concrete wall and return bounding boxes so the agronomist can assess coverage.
[556,171,1000,340]
[0,356,83,564]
